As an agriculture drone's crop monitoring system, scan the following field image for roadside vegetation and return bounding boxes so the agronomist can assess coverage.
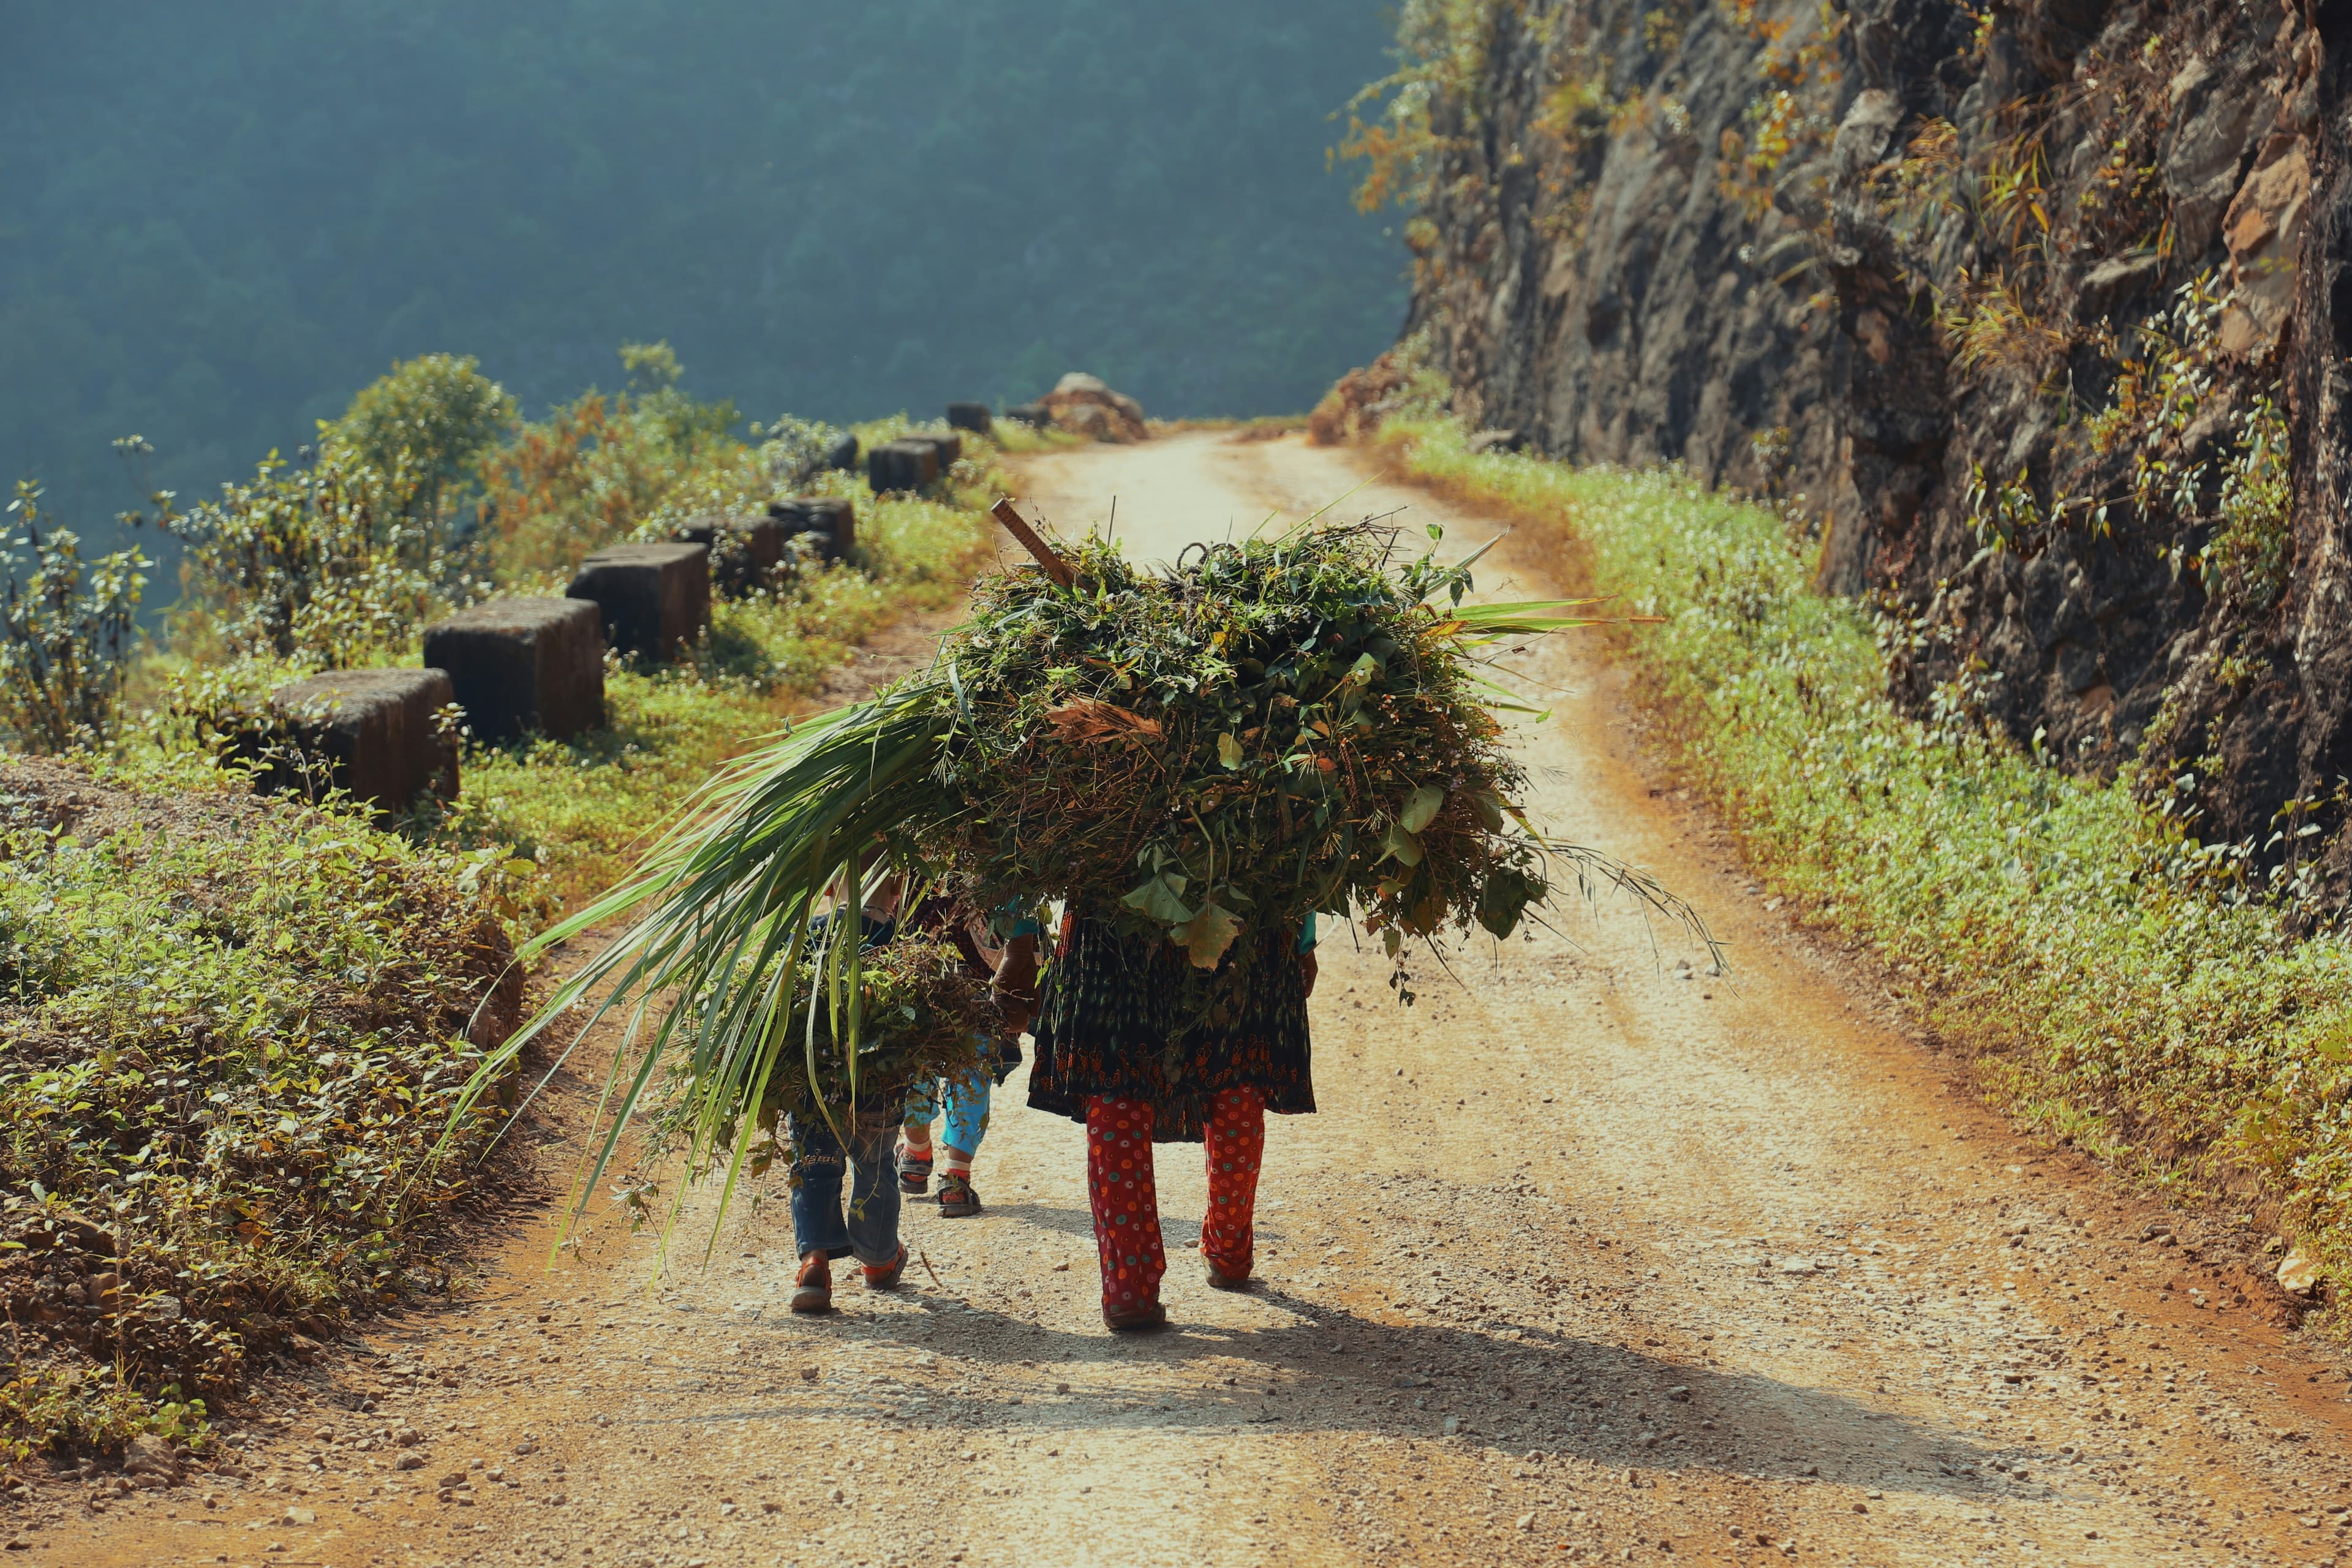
[0,349,996,1458]
[1376,415,2350,1315]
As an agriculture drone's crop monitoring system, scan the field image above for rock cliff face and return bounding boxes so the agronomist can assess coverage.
[1402,0,2345,892]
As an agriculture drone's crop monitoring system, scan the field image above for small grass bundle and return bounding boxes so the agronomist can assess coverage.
[759,932,994,1123]
[645,930,997,1185]
[458,509,1708,1240]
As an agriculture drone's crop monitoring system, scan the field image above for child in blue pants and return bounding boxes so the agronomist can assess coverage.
[897,1050,999,1216]
[899,910,1041,1216]
[788,1106,905,1312]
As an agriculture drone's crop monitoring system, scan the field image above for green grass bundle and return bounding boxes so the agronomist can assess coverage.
[455,513,1707,1239]
[649,930,997,1181]
[928,523,1561,968]
[753,931,995,1123]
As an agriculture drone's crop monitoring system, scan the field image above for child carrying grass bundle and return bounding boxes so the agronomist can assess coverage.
[647,884,1002,1312]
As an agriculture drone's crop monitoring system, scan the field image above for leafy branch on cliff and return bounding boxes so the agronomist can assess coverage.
[1335,0,1513,214]
[1961,273,2285,605]
[1713,0,1846,233]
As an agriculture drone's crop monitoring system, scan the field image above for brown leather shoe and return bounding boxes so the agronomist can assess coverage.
[862,1243,908,1291]
[1102,1302,1169,1333]
[790,1253,832,1314]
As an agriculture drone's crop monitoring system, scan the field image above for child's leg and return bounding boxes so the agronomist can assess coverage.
[1084,1095,1164,1312]
[843,1119,904,1268]
[940,1072,992,1174]
[1200,1086,1266,1279]
[788,1115,852,1259]
[897,1081,937,1193]
[902,1078,937,1148]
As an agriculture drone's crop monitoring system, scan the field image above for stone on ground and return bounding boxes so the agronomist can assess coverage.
[1041,372,1147,440]
[674,514,786,595]
[422,597,605,742]
[768,497,856,562]
[567,542,712,662]
[263,668,459,818]
[868,439,941,494]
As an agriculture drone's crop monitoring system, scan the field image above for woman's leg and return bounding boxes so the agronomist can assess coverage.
[1200,1086,1266,1282]
[935,1068,993,1216]
[1084,1095,1164,1313]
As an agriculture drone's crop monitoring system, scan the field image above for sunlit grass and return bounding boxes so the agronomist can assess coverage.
[1384,415,2352,1297]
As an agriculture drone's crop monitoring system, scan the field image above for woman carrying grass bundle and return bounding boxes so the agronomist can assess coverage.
[1030,913,1321,1328]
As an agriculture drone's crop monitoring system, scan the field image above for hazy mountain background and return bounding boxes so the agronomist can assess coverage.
[4,1,1404,540]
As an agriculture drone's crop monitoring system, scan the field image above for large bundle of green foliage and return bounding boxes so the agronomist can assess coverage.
[929,526,1555,967]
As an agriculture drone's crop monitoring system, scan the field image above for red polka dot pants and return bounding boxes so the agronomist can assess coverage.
[1085,1097,1165,1312]
[1084,1088,1268,1310]
[1200,1087,1265,1279]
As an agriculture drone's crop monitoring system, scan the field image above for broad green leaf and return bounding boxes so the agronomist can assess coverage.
[1121,873,1196,925]
[1401,785,1444,834]
[1379,821,1425,867]
[1218,732,1243,769]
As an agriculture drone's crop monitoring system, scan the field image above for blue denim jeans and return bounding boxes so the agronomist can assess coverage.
[789,1110,901,1265]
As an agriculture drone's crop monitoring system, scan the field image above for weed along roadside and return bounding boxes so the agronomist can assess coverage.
[1363,410,2352,1314]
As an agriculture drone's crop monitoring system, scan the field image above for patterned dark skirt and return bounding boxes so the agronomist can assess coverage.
[1026,914,1314,1143]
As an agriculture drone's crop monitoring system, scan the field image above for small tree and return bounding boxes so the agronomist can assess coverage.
[325,353,518,528]
[477,344,746,582]
[0,481,150,753]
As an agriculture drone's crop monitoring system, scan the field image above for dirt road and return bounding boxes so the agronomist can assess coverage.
[49,432,2352,1568]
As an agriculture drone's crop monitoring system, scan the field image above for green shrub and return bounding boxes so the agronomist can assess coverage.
[0,481,151,753]
[163,445,488,671]
[1382,416,2352,1299]
[323,353,518,527]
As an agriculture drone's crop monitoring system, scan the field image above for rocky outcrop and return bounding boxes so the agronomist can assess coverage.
[1399,0,2346,895]
[1041,372,1149,441]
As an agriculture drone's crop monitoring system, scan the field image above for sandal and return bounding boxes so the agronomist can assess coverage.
[1203,1259,1253,1291]
[790,1253,833,1314]
[895,1140,933,1196]
[862,1243,908,1291]
[936,1171,982,1218]
[1102,1302,1169,1333]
